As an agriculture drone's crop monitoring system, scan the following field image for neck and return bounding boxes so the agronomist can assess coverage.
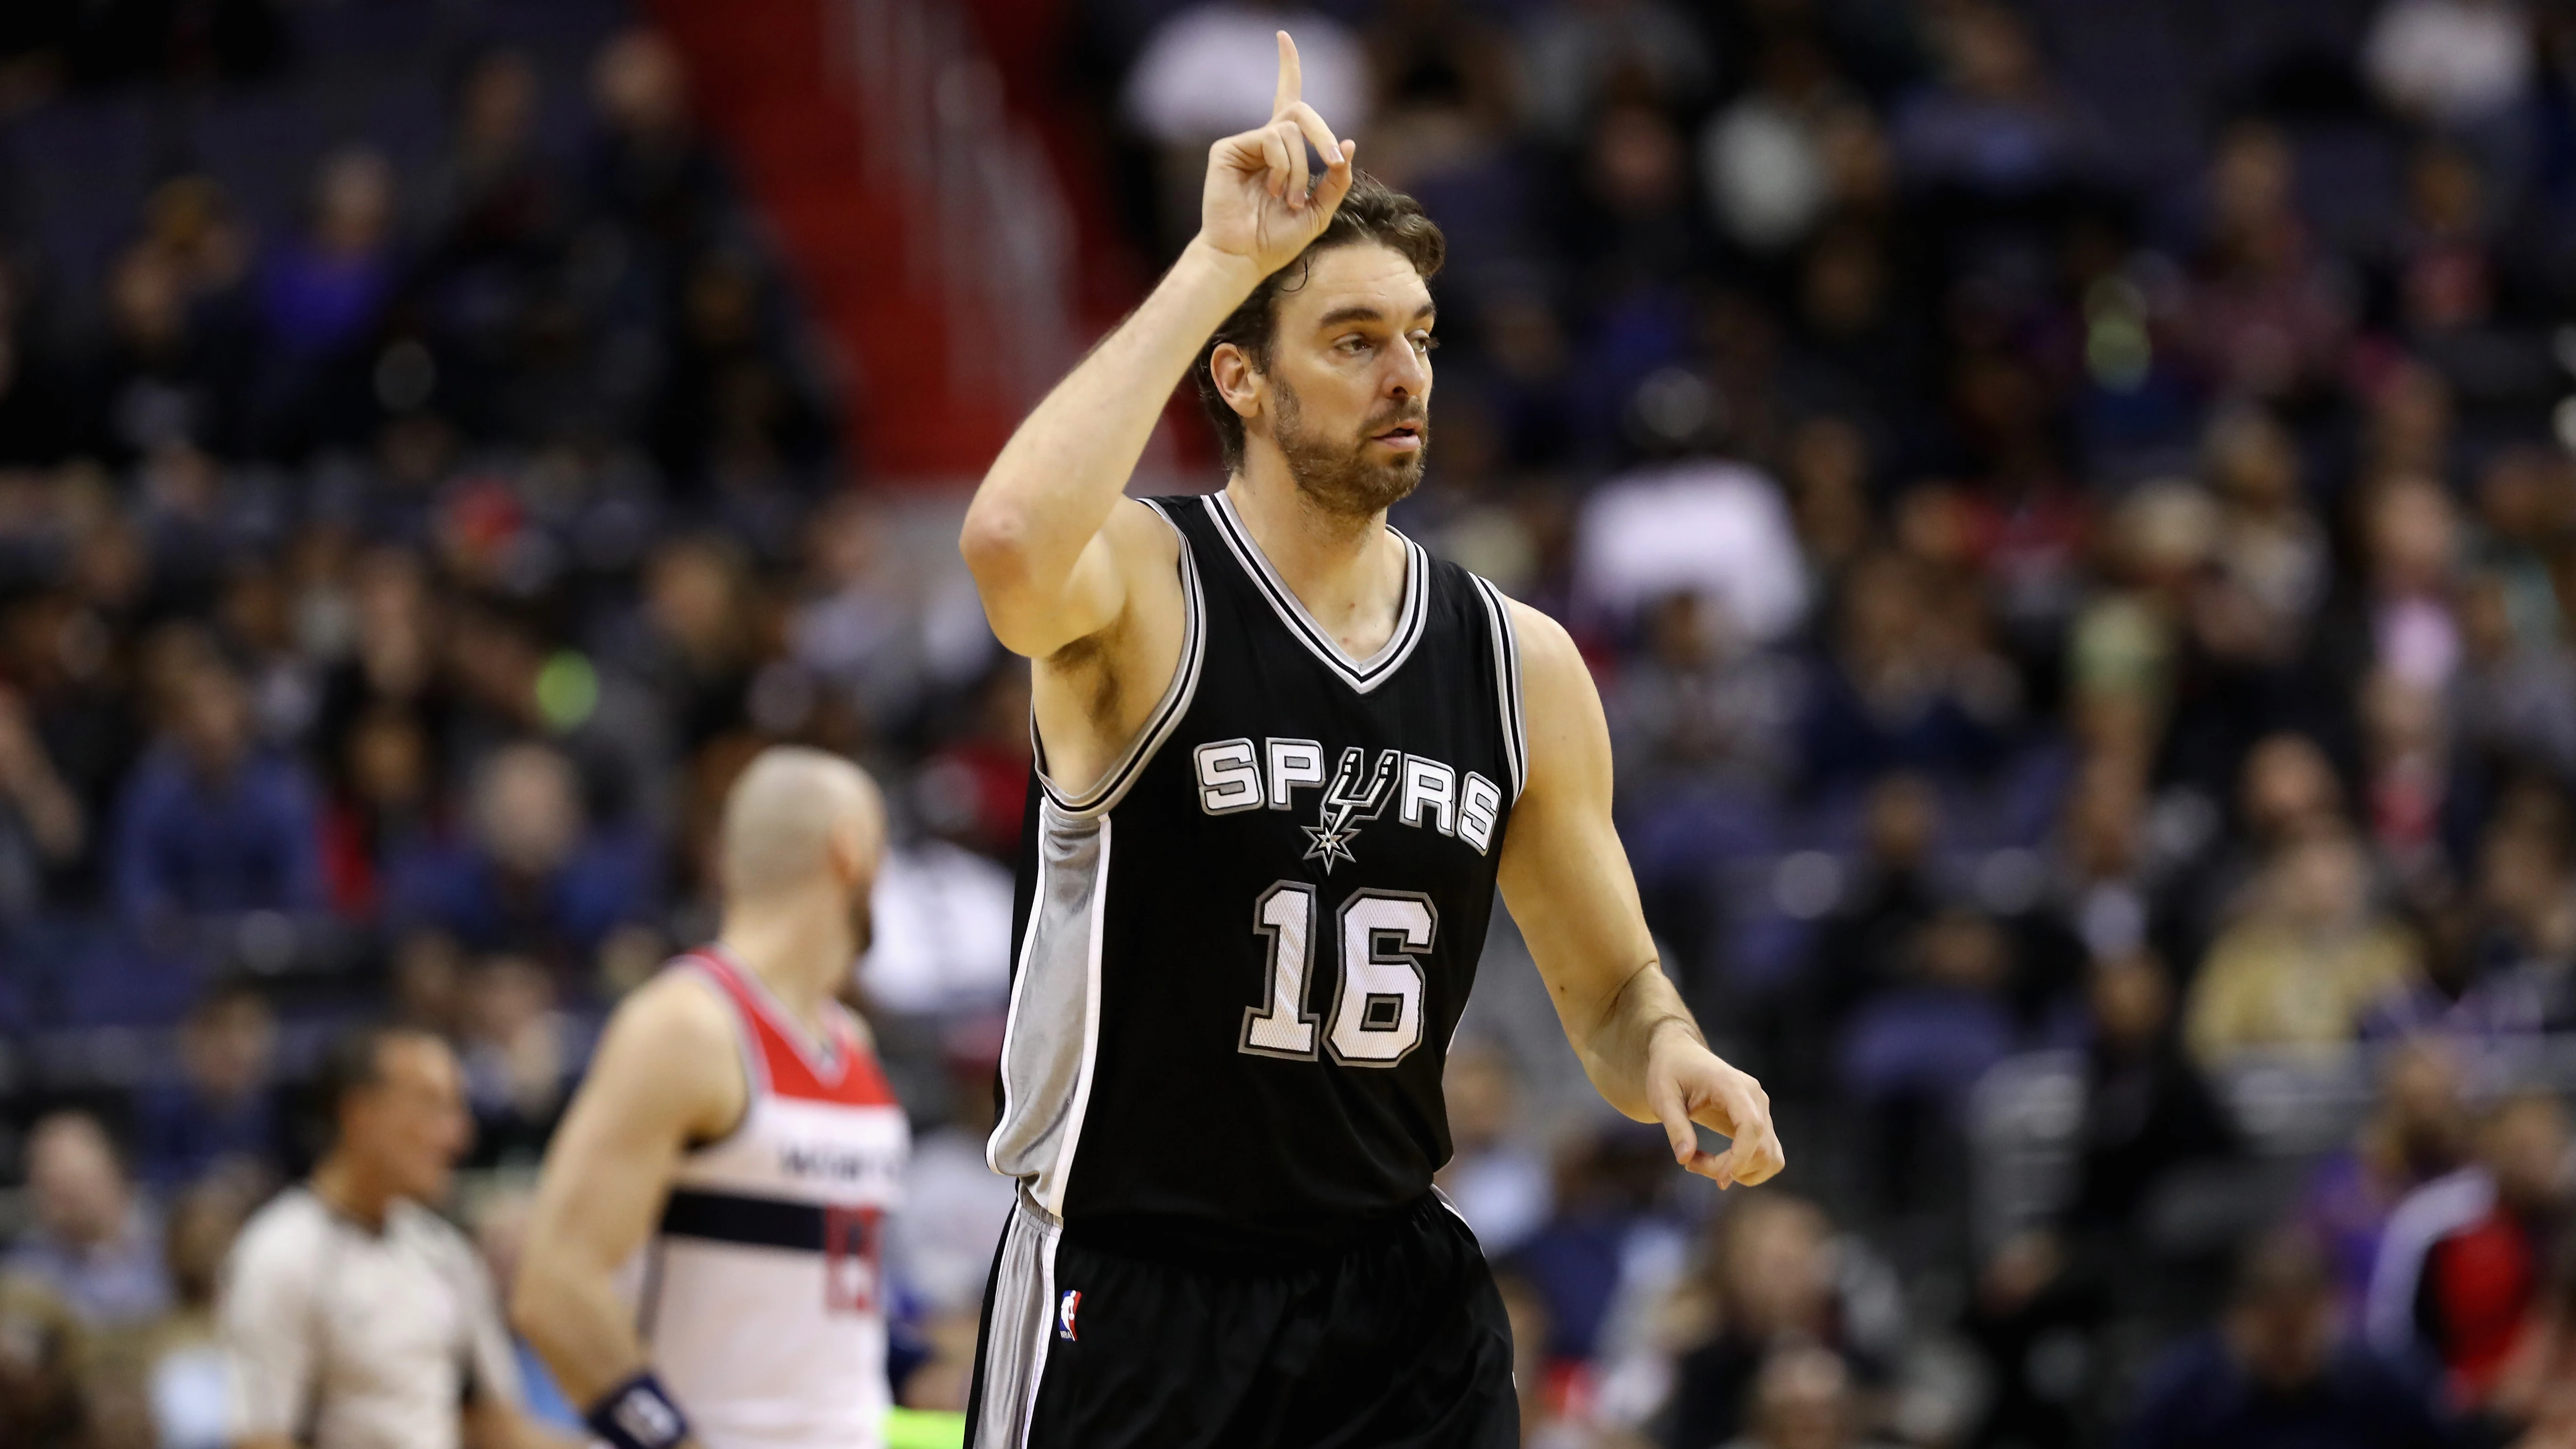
[1225,463,1408,655]
[310,1154,395,1231]
[716,894,852,1036]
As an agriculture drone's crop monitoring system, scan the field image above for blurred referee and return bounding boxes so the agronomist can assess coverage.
[217,1023,563,1449]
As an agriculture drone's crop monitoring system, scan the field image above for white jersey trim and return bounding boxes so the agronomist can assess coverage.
[1203,491,1429,694]
[1469,575,1528,801]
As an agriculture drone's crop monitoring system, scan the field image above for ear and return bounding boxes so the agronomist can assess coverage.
[827,816,878,886]
[1209,342,1262,422]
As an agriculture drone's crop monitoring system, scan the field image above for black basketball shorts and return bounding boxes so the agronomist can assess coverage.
[962,1188,1518,1449]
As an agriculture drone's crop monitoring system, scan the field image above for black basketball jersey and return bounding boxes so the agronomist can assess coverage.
[985,491,1527,1242]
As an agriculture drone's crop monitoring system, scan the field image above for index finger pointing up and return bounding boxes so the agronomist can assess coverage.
[1273,31,1301,118]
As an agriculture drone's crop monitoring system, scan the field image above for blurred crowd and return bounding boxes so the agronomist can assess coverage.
[9,0,2576,1448]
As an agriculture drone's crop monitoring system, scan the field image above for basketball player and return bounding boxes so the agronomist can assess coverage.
[956,32,1785,1449]
[510,748,909,1449]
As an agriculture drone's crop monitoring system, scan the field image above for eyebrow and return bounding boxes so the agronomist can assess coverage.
[1314,302,1437,330]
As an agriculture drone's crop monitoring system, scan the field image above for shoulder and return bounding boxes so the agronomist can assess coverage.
[1484,591,1601,741]
[1494,593,1581,677]
[232,1190,323,1257]
[223,1191,326,1293]
[577,963,748,1135]
[1103,495,1187,566]
[605,962,740,1059]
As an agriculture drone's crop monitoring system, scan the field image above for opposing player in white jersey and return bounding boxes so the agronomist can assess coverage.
[512,747,910,1449]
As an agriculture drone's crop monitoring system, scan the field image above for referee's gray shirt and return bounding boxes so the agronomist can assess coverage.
[219,1187,522,1449]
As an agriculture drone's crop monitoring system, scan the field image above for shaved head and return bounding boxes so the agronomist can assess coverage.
[718,747,886,903]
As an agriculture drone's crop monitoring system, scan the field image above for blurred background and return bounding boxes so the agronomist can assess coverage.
[5,0,2576,1446]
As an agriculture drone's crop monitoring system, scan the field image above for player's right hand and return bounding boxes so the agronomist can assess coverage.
[1196,31,1356,279]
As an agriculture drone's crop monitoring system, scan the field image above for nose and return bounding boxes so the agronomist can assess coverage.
[1384,338,1431,398]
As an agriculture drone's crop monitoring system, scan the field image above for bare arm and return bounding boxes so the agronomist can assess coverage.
[1495,602,1786,1188]
[463,1395,577,1449]
[509,974,744,1409]
[958,32,1355,660]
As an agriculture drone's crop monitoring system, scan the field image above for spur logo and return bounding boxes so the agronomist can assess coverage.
[1192,738,1504,864]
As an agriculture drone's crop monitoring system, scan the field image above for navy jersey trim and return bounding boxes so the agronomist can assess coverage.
[1469,575,1528,800]
[658,1187,827,1251]
[1202,492,1429,694]
[1030,500,1206,819]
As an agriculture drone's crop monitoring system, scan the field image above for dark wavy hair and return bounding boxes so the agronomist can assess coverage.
[1191,171,1445,472]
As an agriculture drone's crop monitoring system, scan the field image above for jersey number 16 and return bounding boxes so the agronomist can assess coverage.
[1239,883,1437,1066]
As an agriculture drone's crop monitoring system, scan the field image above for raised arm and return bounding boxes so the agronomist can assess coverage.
[510,974,743,1411]
[958,32,1356,659]
[1495,601,1786,1188]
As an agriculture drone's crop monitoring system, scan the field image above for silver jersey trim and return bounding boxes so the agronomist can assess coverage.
[985,802,1112,1215]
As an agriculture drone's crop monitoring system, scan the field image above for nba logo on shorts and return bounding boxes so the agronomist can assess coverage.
[1057,1289,1081,1341]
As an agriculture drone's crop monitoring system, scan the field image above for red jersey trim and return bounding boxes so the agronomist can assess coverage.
[682,947,898,1108]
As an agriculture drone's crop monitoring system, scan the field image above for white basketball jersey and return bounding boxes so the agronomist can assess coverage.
[635,948,910,1449]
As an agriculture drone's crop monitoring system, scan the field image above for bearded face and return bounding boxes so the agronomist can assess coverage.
[1269,372,1430,519]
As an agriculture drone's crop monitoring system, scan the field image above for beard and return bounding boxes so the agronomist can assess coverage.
[1270,376,1429,519]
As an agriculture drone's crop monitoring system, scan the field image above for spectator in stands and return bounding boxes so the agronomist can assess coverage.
[1699,35,1860,256]
[441,601,676,839]
[1574,455,1808,654]
[2454,572,2576,789]
[75,245,240,466]
[2363,477,2467,694]
[2204,404,2329,666]
[2487,1242,2576,1447]
[856,774,1019,1020]
[2186,825,2422,1066]
[2176,123,2355,406]
[2364,0,2537,133]
[2305,1039,2472,1319]
[1434,1044,1554,1257]
[1838,906,2019,1218]
[620,534,756,752]
[141,1172,258,1449]
[2017,760,2161,1014]
[585,29,732,274]
[1125,2,1368,151]
[1891,0,2099,205]
[2124,1228,2455,1449]
[2063,951,2238,1238]
[1514,0,1709,143]
[1604,587,1799,797]
[1658,1193,1902,1449]
[0,1274,91,1449]
[1959,1230,2107,1449]
[387,740,653,964]
[258,147,400,365]
[428,47,565,263]
[2366,1091,2573,1405]
[2165,732,2351,974]
[245,147,400,457]
[132,979,282,1186]
[457,953,584,1167]
[1796,552,2013,796]
[1509,1122,1690,1368]
[2,1112,172,1329]
[1723,1344,1893,1449]
[322,702,440,918]
[110,653,325,923]
[1798,773,1944,1062]
[0,682,88,918]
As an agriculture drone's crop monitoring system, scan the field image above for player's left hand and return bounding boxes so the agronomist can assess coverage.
[1644,1030,1784,1189]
